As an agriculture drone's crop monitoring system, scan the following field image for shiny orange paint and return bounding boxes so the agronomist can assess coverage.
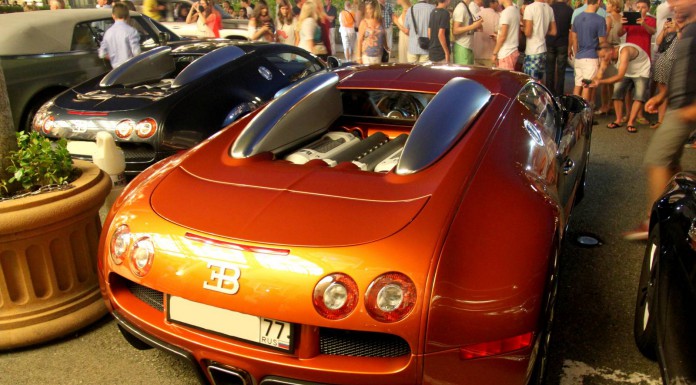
[97,64,591,385]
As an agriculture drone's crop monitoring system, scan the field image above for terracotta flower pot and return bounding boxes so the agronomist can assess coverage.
[0,160,111,350]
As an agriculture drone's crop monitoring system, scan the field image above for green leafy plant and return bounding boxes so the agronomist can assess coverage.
[0,132,76,197]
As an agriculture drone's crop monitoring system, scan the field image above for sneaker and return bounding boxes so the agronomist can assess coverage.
[623,220,650,241]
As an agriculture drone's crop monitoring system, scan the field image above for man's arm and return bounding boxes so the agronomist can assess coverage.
[678,101,696,123]
[129,29,141,57]
[492,23,509,63]
[597,48,630,85]
[438,27,449,62]
[524,19,533,38]
[547,20,557,36]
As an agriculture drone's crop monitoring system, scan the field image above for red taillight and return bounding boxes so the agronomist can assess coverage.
[313,273,359,320]
[115,119,134,139]
[184,232,289,255]
[67,110,109,116]
[459,332,535,360]
[365,272,416,323]
[136,118,157,138]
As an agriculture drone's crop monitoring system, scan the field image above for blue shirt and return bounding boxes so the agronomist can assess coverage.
[403,1,435,55]
[572,11,606,59]
[571,4,606,24]
[381,1,394,28]
[98,20,141,68]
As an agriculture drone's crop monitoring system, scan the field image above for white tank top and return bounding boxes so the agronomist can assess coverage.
[618,43,651,78]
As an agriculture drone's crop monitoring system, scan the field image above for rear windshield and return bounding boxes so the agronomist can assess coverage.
[341,90,434,121]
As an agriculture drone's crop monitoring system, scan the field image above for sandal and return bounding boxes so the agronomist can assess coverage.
[607,122,623,129]
[636,117,649,125]
[627,125,638,133]
[650,121,662,129]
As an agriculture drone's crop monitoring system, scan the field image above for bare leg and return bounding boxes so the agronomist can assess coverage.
[627,101,643,127]
[646,165,680,216]
[613,98,623,123]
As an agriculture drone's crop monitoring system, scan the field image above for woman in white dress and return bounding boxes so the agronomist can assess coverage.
[298,1,320,54]
[391,0,411,63]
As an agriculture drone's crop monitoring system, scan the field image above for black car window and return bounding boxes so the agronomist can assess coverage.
[71,19,114,51]
[263,50,324,83]
[129,17,159,48]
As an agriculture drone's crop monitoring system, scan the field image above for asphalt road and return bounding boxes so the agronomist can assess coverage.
[1,107,694,385]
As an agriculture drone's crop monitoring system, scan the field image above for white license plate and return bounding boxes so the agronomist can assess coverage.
[167,296,293,352]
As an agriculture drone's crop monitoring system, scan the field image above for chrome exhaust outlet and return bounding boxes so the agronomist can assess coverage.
[207,363,253,385]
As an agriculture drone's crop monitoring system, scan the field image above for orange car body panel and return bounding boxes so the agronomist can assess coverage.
[97,64,591,385]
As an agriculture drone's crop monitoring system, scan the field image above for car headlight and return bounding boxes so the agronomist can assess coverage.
[130,237,155,277]
[313,273,358,320]
[109,224,131,265]
[365,272,416,322]
[42,116,56,134]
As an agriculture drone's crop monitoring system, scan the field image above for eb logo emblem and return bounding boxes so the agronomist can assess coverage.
[203,262,241,295]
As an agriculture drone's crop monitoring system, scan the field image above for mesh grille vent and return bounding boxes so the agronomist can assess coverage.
[319,328,410,357]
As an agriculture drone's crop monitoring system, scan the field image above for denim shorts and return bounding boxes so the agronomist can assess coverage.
[611,76,649,102]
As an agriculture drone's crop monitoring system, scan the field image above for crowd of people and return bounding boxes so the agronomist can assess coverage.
[5,0,694,241]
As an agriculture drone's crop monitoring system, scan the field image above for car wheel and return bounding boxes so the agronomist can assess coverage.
[633,224,659,360]
[528,250,559,385]
[21,90,63,134]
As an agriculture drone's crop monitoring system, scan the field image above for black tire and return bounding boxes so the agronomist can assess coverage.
[20,90,64,134]
[528,250,559,385]
[634,224,660,360]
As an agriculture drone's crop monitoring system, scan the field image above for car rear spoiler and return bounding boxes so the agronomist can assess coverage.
[230,72,341,159]
[396,77,491,175]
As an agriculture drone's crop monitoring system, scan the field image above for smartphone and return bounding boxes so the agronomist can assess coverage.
[623,11,641,25]
[667,17,672,22]
[582,79,592,85]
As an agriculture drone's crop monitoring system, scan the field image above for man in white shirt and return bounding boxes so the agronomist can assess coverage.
[452,0,484,64]
[523,0,557,80]
[492,0,520,70]
[98,3,140,68]
[469,0,482,18]
[403,0,435,62]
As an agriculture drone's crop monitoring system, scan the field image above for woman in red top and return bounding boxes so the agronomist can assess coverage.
[186,0,222,38]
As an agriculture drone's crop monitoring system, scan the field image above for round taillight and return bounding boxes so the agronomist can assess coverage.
[136,118,157,138]
[109,224,131,265]
[365,272,416,323]
[313,273,358,320]
[42,116,55,134]
[130,237,155,277]
[115,119,135,139]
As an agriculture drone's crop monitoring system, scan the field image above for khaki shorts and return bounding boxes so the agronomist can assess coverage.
[574,58,599,87]
[644,108,695,168]
[407,53,430,63]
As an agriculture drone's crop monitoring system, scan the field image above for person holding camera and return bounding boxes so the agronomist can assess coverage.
[249,2,276,42]
[186,0,221,38]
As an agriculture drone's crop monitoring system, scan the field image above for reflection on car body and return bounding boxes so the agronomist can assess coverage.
[97,63,593,385]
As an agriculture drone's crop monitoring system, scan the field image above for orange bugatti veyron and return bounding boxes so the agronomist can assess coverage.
[97,64,593,385]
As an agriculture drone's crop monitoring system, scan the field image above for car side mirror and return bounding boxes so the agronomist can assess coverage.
[159,32,169,47]
[326,56,340,69]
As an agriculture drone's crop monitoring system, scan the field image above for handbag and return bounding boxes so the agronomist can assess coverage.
[411,7,429,50]
[313,43,328,55]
